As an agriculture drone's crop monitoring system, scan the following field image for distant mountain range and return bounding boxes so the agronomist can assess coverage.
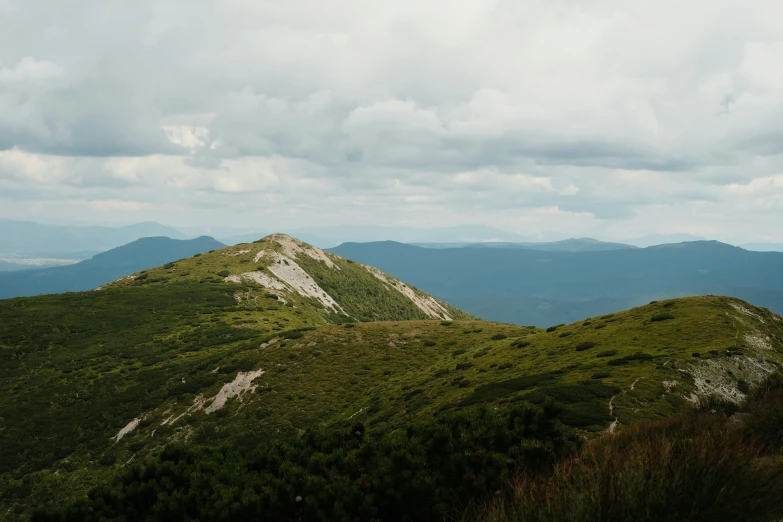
[411,238,636,252]
[0,219,186,258]
[0,236,224,299]
[221,224,534,248]
[331,240,783,326]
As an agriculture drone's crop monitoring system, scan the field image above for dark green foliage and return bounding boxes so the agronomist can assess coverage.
[596,350,618,358]
[651,313,674,322]
[575,342,596,352]
[607,352,656,366]
[216,270,230,277]
[738,379,750,394]
[591,371,611,379]
[521,380,619,427]
[461,373,556,406]
[423,340,437,346]
[344,322,356,328]
[441,321,453,326]
[491,334,508,341]
[546,326,559,332]
[692,352,701,357]
[35,404,578,522]
[511,340,531,348]
[559,332,572,338]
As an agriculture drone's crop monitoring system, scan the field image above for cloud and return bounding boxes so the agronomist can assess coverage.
[0,0,782,242]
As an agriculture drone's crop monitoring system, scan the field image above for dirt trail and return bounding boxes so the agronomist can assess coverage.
[607,378,642,434]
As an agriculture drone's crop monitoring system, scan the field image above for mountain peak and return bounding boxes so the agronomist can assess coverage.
[106,234,470,324]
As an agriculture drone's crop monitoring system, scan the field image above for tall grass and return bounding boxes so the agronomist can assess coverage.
[466,374,783,522]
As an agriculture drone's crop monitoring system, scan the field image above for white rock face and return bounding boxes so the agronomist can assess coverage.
[114,418,141,442]
[265,233,339,269]
[205,370,265,414]
[263,251,346,314]
[224,271,288,290]
[363,265,452,320]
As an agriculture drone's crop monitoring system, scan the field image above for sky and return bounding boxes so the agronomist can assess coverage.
[1,0,782,243]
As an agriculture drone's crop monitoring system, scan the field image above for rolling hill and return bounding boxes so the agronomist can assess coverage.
[1,234,782,519]
[0,236,226,299]
[330,240,783,326]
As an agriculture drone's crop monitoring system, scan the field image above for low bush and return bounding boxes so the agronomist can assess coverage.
[465,388,783,522]
[651,313,675,322]
[575,342,596,352]
[34,405,579,522]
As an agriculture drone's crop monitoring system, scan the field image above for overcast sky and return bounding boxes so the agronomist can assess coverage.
[1,0,782,242]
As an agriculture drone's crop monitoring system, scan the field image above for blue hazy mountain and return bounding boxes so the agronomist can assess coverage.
[0,236,224,299]
[411,238,636,252]
[330,240,783,326]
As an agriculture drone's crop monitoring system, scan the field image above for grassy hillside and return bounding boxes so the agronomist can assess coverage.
[1,235,783,519]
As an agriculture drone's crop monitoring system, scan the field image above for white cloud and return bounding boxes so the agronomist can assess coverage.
[0,0,782,241]
[0,57,63,84]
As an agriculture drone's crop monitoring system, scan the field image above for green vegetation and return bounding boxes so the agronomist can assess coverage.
[465,372,783,522]
[1,237,783,520]
[32,403,578,522]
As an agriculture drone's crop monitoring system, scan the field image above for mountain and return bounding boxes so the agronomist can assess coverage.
[223,224,533,249]
[1,233,783,519]
[623,233,704,247]
[0,219,186,258]
[330,240,783,326]
[0,236,225,299]
[412,238,637,252]
[741,242,783,252]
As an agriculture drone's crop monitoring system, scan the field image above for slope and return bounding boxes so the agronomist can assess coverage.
[0,236,226,299]
[2,235,783,518]
[330,240,783,326]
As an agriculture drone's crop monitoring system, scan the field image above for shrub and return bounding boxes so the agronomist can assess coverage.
[39,404,580,522]
[163,262,176,269]
[216,270,231,277]
[559,332,572,338]
[575,342,596,352]
[441,320,453,326]
[651,313,675,322]
[511,340,531,348]
[491,333,508,341]
[546,326,559,332]
[591,371,611,379]
[596,350,618,358]
[466,410,783,522]
[423,340,437,346]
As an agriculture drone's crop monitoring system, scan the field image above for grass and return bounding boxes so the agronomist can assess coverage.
[465,372,783,522]
[0,240,782,520]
